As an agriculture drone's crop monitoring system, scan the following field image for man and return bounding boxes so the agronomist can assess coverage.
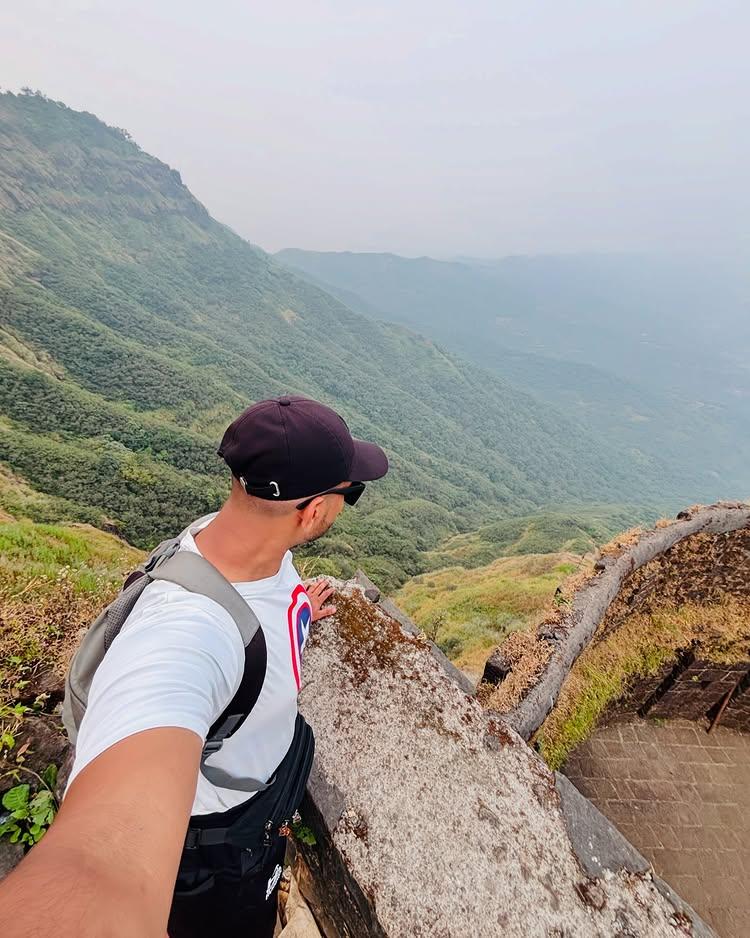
[0,395,388,938]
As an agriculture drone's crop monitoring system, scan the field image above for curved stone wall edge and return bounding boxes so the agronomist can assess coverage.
[504,503,750,740]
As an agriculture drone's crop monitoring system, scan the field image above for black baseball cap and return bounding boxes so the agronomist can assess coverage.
[218,396,389,501]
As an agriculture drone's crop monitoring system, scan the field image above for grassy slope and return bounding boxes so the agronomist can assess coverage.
[395,552,583,681]
[0,494,142,805]
[0,91,665,590]
[536,599,750,769]
[394,506,659,680]
[0,468,142,687]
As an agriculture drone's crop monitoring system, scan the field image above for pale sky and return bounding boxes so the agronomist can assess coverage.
[2,1,748,258]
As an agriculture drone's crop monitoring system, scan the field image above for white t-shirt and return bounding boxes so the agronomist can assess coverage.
[66,514,312,815]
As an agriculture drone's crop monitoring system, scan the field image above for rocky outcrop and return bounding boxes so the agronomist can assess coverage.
[296,580,712,937]
[278,866,323,938]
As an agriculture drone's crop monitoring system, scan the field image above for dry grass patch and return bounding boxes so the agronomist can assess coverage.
[477,630,554,712]
[598,527,644,557]
[535,597,750,769]
[395,552,583,679]
[0,520,142,709]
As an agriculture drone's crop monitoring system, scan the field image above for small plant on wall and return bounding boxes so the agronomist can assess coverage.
[0,765,58,847]
[0,697,60,848]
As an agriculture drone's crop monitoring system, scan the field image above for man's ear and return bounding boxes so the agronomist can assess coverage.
[298,495,325,528]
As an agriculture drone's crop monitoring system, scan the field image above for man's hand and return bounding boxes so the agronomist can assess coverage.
[305,579,337,621]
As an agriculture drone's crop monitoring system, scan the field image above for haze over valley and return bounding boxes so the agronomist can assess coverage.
[1,90,678,594]
[277,249,750,499]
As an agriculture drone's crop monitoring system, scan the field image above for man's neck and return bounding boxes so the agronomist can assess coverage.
[193,505,289,583]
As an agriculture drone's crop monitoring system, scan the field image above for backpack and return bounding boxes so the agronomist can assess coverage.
[62,514,271,793]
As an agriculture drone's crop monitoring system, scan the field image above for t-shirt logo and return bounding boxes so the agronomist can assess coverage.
[287,584,312,690]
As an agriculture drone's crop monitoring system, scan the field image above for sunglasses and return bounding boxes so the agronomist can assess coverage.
[295,481,366,511]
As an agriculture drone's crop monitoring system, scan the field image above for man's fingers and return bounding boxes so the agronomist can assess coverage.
[305,579,330,595]
[310,585,334,602]
[318,604,336,618]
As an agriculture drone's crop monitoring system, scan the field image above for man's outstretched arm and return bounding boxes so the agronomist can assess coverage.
[0,726,201,938]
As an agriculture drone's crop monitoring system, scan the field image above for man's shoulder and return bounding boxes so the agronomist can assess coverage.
[123,578,245,648]
[284,550,303,583]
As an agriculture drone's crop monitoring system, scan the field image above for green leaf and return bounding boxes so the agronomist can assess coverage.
[41,763,58,790]
[0,784,56,846]
[292,823,317,846]
[1,733,16,750]
[2,784,30,811]
[29,802,55,827]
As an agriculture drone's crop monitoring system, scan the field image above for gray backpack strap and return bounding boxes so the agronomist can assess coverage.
[103,576,152,650]
[192,762,270,793]
[150,551,261,646]
[149,551,272,794]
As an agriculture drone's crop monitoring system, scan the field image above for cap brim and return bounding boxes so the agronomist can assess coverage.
[350,439,389,481]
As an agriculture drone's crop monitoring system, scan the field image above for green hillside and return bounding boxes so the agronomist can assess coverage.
[395,552,582,680]
[395,504,655,678]
[276,249,750,498]
[422,504,659,571]
[0,91,669,589]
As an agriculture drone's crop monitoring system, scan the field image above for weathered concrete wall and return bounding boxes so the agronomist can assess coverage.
[296,581,713,937]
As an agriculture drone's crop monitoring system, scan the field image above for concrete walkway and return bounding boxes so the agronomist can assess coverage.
[564,718,750,938]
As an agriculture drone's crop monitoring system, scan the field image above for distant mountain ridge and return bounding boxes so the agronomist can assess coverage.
[277,248,750,497]
[0,91,681,587]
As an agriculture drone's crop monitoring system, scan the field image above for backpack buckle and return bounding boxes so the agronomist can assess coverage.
[202,739,223,758]
[144,542,180,573]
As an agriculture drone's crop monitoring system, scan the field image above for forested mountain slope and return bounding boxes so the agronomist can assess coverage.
[0,91,671,588]
[277,249,750,497]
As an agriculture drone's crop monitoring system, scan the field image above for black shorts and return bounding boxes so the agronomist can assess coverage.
[168,823,287,938]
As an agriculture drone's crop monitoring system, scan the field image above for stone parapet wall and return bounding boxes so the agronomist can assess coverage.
[648,658,749,724]
[613,663,676,720]
[296,579,714,937]
[720,671,750,731]
[597,527,750,639]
